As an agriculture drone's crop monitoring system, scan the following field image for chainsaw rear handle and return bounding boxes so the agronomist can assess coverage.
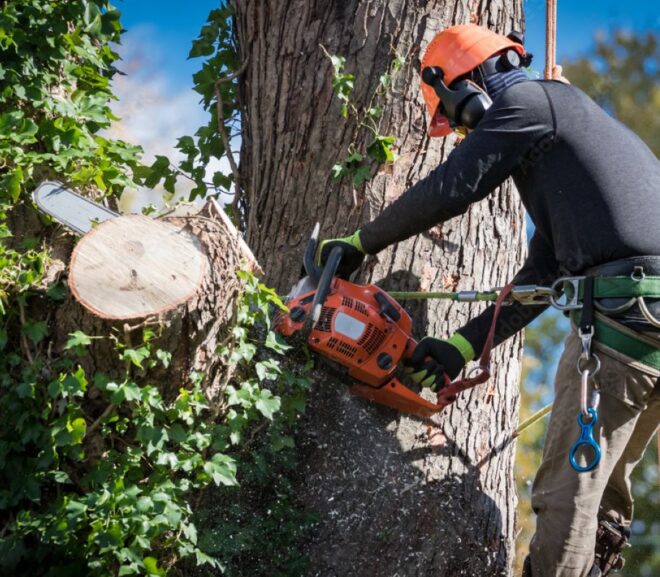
[309,245,343,325]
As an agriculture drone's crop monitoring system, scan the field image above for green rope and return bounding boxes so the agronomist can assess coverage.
[513,402,553,437]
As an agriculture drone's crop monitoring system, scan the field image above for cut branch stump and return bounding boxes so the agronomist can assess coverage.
[55,202,254,404]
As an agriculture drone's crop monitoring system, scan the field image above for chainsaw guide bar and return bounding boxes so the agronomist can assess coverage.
[32,180,119,235]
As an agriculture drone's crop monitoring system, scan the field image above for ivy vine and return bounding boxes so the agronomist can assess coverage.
[321,46,405,187]
[0,2,310,576]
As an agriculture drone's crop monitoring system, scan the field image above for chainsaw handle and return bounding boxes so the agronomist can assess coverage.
[309,245,343,325]
[401,337,417,362]
[400,338,453,390]
[303,222,322,283]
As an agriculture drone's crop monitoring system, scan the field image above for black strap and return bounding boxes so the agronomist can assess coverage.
[580,276,595,332]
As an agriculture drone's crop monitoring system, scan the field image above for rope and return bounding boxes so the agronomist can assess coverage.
[436,284,514,408]
[514,402,553,437]
[545,0,556,79]
[388,290,498,302]
[545,0,566,81]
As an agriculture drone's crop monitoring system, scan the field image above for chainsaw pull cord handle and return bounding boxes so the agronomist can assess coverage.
[436,283,514,407]
[307,246,343,330]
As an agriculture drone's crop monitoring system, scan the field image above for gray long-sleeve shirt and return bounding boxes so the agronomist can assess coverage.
[360,80,660,355]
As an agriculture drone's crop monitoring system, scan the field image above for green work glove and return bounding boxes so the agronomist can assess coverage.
[317,230,365,279]
[405,333,475,391]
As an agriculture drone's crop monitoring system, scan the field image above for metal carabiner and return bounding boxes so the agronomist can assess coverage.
[569,407,601,472]
[509,285,555,306]
[579,368,591,417]
[578,325,594,360]
[550,276,585,311]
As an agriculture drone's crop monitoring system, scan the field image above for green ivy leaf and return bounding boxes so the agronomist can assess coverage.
[194,549,221,568]
[22,320,48,344]
[1,167,23,202]
[331,163,347,180]
[47,282,67,301]
[51,470,71,484]
[68,417,87,444]
[330,55,345,73]
[111,381,141,404]
[255,359,281,382]
[367,134,396,163]
[271,433,295,452]
[65,330,92,349]
[264,331,291,354]
[255,390,281,420]
[121,346,150,368]
[143,557,166,577]
[62,367,88,398]
[352,166,372,187]
[156,349,171,368]
[379,72,392,89]
[203,453,237,487]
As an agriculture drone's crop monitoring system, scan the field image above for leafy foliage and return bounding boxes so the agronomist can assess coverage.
[0,271,310,576]
[182,272,315,577]
[322,46,404,187]
[0,2,310,575]
[138,5,241,204]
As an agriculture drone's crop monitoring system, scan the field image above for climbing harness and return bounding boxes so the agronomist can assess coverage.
[391,269,660,472]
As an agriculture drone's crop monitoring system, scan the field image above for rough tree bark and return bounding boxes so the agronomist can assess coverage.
[232,1,527,576]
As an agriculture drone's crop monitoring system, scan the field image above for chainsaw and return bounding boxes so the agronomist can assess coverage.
[276,225,462,419]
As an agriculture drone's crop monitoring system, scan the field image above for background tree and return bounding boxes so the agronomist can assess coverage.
[563,30,659,155]
[230,1,527,575]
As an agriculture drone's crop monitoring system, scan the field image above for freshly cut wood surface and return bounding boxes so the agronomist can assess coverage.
[68,215,206,320]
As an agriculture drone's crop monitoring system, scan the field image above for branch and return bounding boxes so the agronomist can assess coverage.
[17,300,35,365]
[87,403,115,436]
[214,57,249,216]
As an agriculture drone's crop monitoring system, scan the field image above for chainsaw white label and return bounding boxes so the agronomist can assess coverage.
[333,311,366,341]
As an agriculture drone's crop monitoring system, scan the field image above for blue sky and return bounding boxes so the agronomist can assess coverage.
[108,0,658,208]
[115,0,660,90]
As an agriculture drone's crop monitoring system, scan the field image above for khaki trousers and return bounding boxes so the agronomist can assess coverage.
[529,330,660,577]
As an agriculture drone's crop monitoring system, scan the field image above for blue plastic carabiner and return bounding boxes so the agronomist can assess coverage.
[569,407,601,472]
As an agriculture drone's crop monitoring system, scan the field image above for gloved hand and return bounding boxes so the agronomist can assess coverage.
[317,230,365,279]
[405,334,475,391]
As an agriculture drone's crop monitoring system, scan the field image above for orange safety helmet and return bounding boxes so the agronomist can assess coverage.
[420,24,526,137]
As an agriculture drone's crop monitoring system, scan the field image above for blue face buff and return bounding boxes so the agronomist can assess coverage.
[483,68,528,100]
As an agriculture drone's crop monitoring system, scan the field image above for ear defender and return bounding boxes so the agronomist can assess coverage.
[506,30,534,67]
[421,66,493,130]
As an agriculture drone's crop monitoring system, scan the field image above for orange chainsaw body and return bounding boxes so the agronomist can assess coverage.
[277,277,444,418]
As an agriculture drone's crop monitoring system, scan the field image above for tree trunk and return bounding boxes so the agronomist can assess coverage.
[50,202,254,405]
[232,1,526,575]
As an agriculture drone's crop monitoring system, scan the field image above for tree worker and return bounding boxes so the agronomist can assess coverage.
[317,24,660,577]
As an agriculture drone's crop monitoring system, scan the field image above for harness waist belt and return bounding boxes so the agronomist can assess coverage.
[571,310,660,372]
